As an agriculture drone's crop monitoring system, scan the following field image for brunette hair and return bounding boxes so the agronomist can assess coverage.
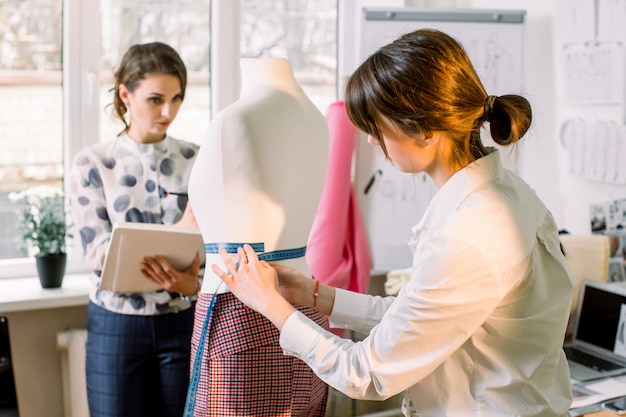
[345,29,532,167]
[110,42,187,133]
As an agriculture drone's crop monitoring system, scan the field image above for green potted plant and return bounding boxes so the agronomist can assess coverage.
[9,185,72,288]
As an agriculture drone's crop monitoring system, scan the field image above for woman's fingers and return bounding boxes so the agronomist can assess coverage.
[242,244,259,263]
[210,245,289,317]
[213,244,260,286]
[213,246,238,289]
[141,256,160,276]
[213,244,268,283]
[218,246,238,274]
[211,264,231,282]
[140,256,172,287]
[237,246,248,265]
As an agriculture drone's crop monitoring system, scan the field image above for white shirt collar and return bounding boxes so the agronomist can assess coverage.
[409,149,501,248]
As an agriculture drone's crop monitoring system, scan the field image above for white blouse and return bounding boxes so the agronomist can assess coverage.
[281,151,573,417]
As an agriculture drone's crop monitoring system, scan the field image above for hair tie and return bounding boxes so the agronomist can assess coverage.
[484,95,497,121]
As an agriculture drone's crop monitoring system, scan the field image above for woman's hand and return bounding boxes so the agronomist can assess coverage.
[273,264,335,315]
[140,252,201,296]
[271,264,314,306]
[212,244,296,330]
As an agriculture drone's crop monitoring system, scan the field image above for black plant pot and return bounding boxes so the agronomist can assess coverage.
[35,253,67,289]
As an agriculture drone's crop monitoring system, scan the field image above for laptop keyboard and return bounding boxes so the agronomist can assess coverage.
[565,347,624,371]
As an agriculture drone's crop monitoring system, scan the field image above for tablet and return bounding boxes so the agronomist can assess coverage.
[100,222,204,293]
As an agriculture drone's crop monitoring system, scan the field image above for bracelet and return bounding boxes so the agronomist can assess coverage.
[313,279,320,311]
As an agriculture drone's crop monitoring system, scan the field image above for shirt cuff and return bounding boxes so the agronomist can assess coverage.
[280,310,321,358]
[328,288,369,329]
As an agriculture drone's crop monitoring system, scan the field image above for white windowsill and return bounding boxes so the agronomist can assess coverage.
[0,273,91,313]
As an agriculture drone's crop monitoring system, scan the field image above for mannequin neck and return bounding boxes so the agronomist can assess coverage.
[239,58,301,96]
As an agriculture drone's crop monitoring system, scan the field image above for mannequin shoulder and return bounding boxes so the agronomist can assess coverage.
[225,87,317,118]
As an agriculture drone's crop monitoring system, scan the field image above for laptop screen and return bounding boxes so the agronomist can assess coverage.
[576,284,626,357]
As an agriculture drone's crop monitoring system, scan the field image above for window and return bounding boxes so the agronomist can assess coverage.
[0,0,338,277]
[0,0,63,260]
[98,0,211,145]
[241,0,337,113]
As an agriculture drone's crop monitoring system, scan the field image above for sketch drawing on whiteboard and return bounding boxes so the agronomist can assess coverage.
[466,33,504,93]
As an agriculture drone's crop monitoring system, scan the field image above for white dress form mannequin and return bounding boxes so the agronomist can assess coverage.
[189,57,329,294]
[186,58,330,415]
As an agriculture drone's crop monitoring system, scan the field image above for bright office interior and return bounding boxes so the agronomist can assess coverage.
[2,0,626,416]
[0,0,621,278]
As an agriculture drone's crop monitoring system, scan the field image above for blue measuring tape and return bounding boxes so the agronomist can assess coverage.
[203,242,307,262]
[183,242,306,416]
[183,282,220,417]
[204,242,266,254]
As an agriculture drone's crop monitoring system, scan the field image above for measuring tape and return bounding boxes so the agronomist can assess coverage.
[183,283,219,417]
[203,242,307,262]
[204,242,265,254]
[183,242,306,416]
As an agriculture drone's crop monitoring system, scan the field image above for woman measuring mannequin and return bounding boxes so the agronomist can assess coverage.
[211,29,574,417]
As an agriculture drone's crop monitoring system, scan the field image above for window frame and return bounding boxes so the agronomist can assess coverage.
[1,0,349,279]
[0,0,241,279]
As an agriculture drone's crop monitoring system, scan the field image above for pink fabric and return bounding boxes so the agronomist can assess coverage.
[306,101,372,294]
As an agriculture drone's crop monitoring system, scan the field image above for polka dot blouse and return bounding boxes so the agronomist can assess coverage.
[69,134,199,315]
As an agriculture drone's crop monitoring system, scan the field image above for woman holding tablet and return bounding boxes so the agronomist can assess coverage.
[69,42,201,417]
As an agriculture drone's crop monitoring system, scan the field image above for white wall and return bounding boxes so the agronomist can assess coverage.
[551,3,626,235]
[343,1,578,230]
[473,0,626,235]
[470,0,565,228]
[338,0,600,271]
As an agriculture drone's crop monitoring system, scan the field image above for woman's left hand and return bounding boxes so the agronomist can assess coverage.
[140,252,201,295]
[212,244,296,329]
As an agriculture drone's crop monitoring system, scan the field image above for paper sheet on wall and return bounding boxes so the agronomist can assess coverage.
[556,0,595,44]
[560,118,626,184]
[597,0,626,42]
[561,43,624,105]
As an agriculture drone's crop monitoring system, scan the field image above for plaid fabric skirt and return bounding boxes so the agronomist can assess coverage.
[188,292,329,416]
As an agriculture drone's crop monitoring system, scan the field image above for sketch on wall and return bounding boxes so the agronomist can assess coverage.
[561,43,624,105]
[557,0,626,189]
[560,118,626,184]
[360,19,524,97]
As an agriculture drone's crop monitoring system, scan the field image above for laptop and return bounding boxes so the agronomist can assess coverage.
[565,278,626,382]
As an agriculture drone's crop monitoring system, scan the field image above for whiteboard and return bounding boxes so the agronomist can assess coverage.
[352,8,526,272]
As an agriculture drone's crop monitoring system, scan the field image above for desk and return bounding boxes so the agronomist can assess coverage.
[0,274,90,417]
